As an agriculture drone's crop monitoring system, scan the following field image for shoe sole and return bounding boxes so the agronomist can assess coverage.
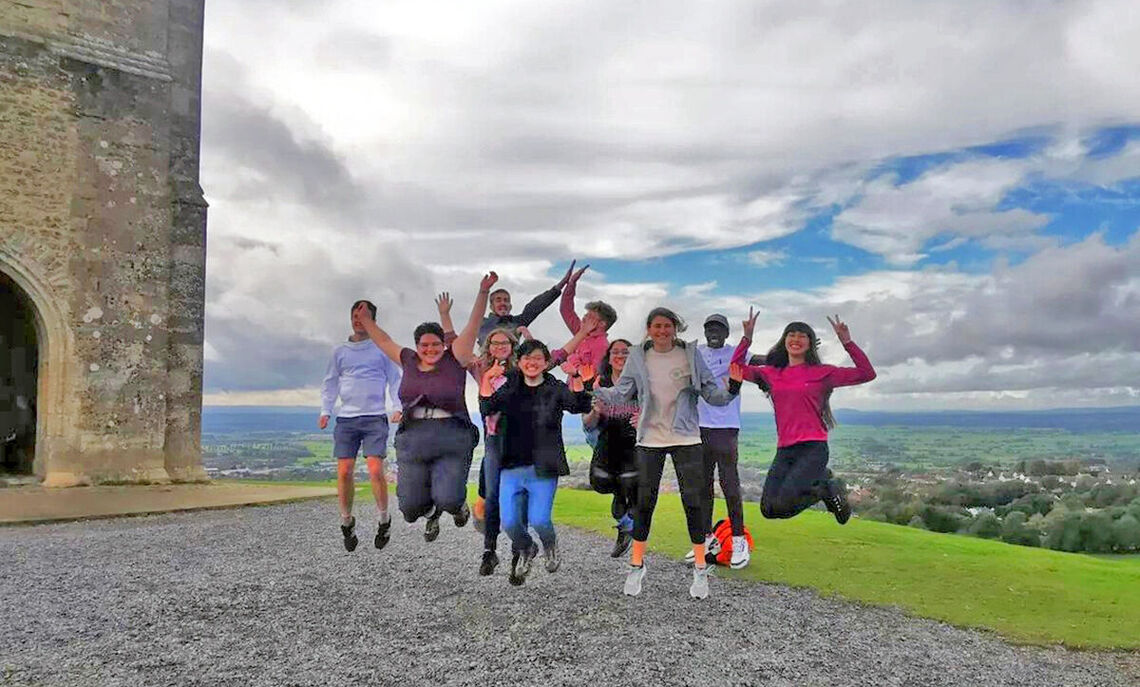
[730,558,750,569]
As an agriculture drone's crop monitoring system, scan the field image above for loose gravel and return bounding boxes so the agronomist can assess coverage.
[0,499,1132,686]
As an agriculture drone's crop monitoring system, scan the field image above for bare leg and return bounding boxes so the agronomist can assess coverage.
[337,458,356,522]
[366,456,389,519]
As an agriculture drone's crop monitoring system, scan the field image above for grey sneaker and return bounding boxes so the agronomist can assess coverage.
[623,563,646,596]
[543,542,561,573]
[690,565,711,600]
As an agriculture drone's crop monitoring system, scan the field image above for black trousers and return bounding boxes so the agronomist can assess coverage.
[393,418,477,522]
[760,441,830,519]
[700,428,744,536]
[633,444,708,544]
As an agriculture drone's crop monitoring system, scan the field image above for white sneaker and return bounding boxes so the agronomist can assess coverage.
[730,535,750,569]
[684,534,720,562]
[624,564,646,596]
[690,565,711,599]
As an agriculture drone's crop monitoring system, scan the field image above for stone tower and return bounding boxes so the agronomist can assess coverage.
[0,1,208,486]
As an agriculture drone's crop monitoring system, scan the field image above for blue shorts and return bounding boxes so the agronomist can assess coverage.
[333,415,390,459]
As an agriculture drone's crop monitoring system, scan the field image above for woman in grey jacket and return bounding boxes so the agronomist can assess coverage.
[593,307,742,600]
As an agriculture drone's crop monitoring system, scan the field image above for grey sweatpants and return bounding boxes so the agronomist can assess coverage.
[393,417,477,522]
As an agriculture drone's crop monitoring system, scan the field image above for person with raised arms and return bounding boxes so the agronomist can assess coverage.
[320,299,403,553]
[730,309,876,525]
[592,307,742,600]
[557,262,618,371]
[478,342,594,586]
[354,273,495,540]
[438,296,602,576]
[694,313,751,569]
[477,261,579,344]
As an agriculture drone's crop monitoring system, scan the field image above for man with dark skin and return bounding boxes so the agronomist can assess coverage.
[696,314,751,568]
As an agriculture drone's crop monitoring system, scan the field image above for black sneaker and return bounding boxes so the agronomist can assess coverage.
[479,550,499,576]
[508,551,524,586]
[340,516,358,552]
[610,527,633,558]
[823,476,852,525]
[424,508,442,542]
[453,502,470,528]
[374,518,391,550]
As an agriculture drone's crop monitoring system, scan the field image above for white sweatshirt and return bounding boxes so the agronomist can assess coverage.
[320,340,402,418]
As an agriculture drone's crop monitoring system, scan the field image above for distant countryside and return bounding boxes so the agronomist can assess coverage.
[203,406,1140,556]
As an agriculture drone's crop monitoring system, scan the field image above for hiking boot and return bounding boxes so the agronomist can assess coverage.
[730,535,750,569]
[453,502,471,528]
[610,527,633,558]
[340,516,358,552]
[543,542,561,573]
[508,551,524,586]
[374,518,391,550]
[479,550,499,576]
[689,565,711,600]
[424,508,442,542]
[684,534,720,562]
[623,563,646,597]
[823,477,852,525]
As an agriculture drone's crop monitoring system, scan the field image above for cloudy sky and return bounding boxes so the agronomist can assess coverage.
[199,0,1140,411]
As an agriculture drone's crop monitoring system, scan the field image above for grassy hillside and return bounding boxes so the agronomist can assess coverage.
[552,489,1140,650]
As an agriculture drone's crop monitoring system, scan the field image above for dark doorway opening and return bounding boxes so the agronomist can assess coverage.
[1,270,37,475]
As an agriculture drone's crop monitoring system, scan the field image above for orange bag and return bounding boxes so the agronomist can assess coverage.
[710,518,754,566]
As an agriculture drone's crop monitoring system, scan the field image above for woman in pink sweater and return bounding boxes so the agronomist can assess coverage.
[730,310,875,524]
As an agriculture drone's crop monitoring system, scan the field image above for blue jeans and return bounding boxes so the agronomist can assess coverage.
[482,434,526,551]
[499,465,558,552]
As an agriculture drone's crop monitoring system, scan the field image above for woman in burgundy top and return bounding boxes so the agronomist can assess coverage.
[355,272,497,541]
[730,309,876,524]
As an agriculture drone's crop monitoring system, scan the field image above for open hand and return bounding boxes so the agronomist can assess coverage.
[742,306,758,340]
[729,363,744,383]
[352,301,375,325]
[580,310,602,334]
[578,363,596,383]
[515,325,532,341]
[389,411,403,424]
[569,263,590,286]
[827,314,851,344]
[480,271,499,293]
[557,260,577,289]
[435,292,452,315]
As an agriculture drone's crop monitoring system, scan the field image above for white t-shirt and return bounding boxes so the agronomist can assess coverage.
[641,347,701,448]
[697,343,745,429]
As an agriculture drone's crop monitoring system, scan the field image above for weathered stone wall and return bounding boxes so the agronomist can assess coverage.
[0,0,206,485]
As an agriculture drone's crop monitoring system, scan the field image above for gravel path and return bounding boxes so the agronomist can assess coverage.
[0,499,1132,687]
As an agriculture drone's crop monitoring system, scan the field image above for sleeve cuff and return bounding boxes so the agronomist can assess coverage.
[728,379,742,395]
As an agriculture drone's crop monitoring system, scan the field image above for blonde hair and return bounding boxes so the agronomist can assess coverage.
[478,327,519,371]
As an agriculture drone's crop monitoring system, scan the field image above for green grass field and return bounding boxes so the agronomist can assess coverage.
[237,480,1140,649]
[551,489,1140,650]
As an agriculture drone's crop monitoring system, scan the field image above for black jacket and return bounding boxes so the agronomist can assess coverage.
[479,370,592,477]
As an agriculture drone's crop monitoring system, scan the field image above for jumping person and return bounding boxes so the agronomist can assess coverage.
[731,310,876,524]
[320,300,403,552]
[582,338,639,558]
[355,273,496,540]
[557,262,618,370]
[593,307,742,600]
[479,341,594,586]
[477,262,579,343]
[439,297,601,576]
[695,314,750,569]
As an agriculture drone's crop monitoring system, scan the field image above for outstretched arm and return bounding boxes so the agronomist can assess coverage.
[436,292,456,345]
[558,260,589,333]
[825,315,876,387]
[452,273,497,366]
[695,348,738,406]
[355,304,404,364]
[732,307,767,384]
[516,263,577,328]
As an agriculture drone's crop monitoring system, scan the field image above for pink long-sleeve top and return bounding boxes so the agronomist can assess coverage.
[559,281,609,369]
[732,337,876,448]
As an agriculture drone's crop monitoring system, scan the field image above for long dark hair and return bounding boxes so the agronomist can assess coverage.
[599,338,633,388]
[760,321,836,429]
